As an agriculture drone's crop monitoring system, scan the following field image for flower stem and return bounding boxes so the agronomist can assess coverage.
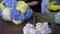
[33,12,36,27]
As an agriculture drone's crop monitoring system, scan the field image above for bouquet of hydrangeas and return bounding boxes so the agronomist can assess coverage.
[23,22,52,34]
[0,0,33,25]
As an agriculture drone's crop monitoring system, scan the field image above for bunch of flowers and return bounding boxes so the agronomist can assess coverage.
[47,1,60,11]
[0,0,33,25]
[23,22,52,34]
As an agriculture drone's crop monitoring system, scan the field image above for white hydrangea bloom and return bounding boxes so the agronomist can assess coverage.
[41,22,52,34]
[55,12,60,24]
[36,22,42,30]
[23,23,33,34]
[23,22,52,34]
[30,28,37,34]
[2,7,11,21]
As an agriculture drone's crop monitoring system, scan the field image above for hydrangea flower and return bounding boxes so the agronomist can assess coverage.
[10,9,25,25]
[24,7,33,20]
[0,2,5,10]
[10,9,25,21]
[16,1,28,14]
[2,7,11,21]
[55,12,60,24]
[3,0,17,9]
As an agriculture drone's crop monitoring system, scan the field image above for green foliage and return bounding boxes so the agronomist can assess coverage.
[48,13,55,19]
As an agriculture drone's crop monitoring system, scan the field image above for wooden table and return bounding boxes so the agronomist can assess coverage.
[0,12,60,34]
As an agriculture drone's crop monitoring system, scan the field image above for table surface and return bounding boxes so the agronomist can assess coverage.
[0,12,60,34]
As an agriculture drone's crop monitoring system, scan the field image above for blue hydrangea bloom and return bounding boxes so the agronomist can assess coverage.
[24,7,33,20]
[3,0,17,9]
[0,8,2,17]
[10,9,25,21]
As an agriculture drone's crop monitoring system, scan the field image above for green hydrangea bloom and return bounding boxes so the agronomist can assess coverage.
[0,2,6,10]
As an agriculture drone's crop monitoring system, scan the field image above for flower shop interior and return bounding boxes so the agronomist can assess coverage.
[0,0,60,34]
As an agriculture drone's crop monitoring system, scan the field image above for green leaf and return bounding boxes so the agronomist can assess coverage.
[48,13,55,19]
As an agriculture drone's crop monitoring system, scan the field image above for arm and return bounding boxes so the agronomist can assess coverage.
[27,1,39,6]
